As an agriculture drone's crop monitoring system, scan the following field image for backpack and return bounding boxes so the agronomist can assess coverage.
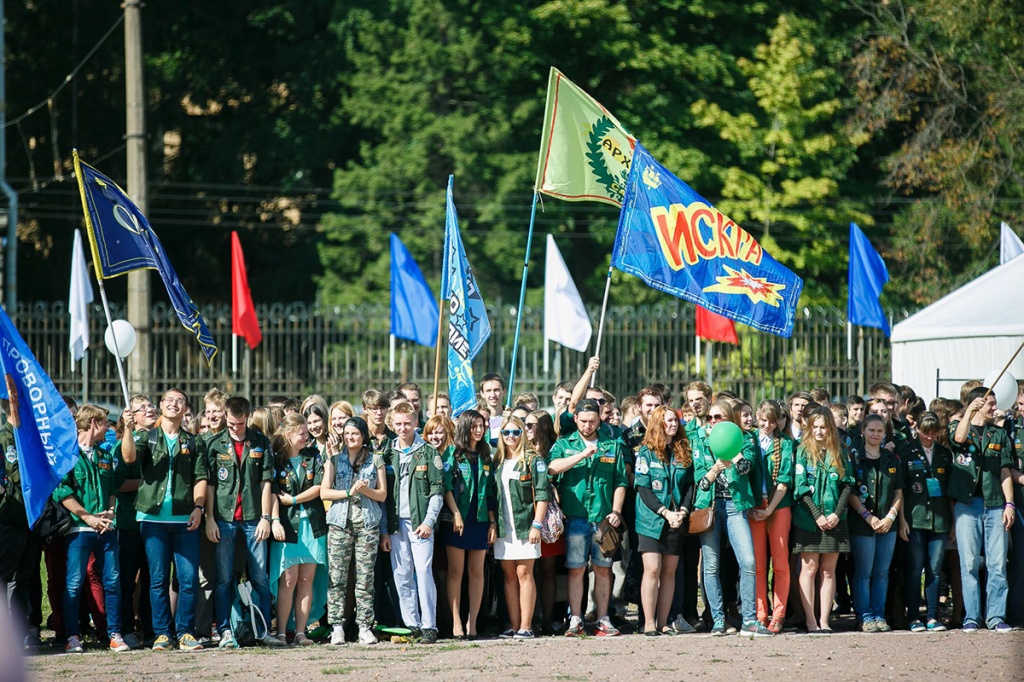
[35,498,73,542]
[229,579,267,647]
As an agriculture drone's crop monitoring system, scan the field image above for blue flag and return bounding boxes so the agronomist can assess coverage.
[848,222,890,336]
[440,176,491,416]
[612,143,804,337]
[0,308,79,528]
[390,233,440,347]
[73,152,218,365]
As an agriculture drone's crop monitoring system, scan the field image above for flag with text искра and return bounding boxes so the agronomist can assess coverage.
[612,143,804,338]
[440,176,491,417]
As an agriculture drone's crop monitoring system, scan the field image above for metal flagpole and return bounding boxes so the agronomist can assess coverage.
[232,333,238,375]
[95,279,131,406]
[506,192,539,406]
[590,266,613,388]
[390,333,396,374]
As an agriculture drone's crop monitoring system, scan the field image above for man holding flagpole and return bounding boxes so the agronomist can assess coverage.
[54,403,134,653]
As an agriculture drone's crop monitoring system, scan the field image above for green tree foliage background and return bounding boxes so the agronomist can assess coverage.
[5,0,1023,312]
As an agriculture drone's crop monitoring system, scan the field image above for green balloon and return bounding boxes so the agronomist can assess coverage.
[707,421,744,461]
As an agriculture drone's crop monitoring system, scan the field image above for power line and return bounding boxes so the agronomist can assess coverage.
[4,14,125,130]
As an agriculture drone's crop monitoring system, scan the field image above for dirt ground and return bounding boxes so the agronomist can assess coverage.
[19,627,1024,682]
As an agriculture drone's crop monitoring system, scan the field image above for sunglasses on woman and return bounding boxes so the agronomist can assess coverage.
[707,414,726,422]
[501,429,522,437]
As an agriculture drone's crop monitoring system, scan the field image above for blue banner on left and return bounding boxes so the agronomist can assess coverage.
[0,308,79,528]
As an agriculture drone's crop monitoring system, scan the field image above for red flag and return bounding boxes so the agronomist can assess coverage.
[696,305,738,344]
[231,232,262,349]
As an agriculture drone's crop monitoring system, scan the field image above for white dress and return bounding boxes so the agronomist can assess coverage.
[493,459,541,561]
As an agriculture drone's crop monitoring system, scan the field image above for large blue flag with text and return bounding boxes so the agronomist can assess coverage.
[390,233,439,347]
[612,144,803,337]
[440,176,491,416]
[73,151,218,364]
[0,307,79,528]
[848,222,890,336]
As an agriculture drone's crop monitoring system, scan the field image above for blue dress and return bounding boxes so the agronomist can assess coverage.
[445,458,490,551]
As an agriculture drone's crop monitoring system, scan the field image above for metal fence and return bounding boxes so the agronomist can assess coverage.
[14,300,906,408]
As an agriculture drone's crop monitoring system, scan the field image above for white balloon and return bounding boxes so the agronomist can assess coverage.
[982,369,1018,411]
[104,320,137,358]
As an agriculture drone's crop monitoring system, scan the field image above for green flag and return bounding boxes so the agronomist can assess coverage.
[534,67,636,206]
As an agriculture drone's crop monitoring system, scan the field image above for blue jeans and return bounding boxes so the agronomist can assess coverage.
[213,519,271,633]
[905,529,945,622]
[142,521,200,638]
[699,500,755,624]
[64,531,121,638]
[850,530,897,623]
[955,498,1009,627]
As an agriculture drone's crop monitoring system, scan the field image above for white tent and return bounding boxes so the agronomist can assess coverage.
[891,256,1024,404]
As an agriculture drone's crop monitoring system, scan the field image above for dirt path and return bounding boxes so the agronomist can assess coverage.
[22,629,1024,681]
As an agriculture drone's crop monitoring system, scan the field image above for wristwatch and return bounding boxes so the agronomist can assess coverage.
[261,514,271,521]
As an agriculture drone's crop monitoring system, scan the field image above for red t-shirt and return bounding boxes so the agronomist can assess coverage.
[232,439,245,521]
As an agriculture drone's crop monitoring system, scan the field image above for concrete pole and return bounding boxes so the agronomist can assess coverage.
[124,0,150,393]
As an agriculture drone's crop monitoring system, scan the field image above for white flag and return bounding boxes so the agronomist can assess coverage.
[544,234,592,352]
[1000,222,1024,265]
[69,229,94,362]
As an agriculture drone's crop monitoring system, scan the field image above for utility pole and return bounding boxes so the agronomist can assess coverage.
[0,0,19,312]
[124,0,150,393]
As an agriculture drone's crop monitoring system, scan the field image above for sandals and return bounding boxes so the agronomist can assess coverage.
[294,632,314,646]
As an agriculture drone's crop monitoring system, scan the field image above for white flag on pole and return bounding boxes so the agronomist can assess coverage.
[1000,222,1024,265]
[544,234,592,352]
[69,229,94,362]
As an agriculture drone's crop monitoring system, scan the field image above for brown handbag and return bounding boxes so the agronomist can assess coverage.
[685,500,715,535]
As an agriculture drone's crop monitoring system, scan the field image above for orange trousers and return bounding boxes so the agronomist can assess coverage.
[749,504,792,624]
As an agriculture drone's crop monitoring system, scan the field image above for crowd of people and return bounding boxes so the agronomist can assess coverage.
[1,359,1023,653]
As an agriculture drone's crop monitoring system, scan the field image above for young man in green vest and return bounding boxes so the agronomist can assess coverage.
[54,403,132,654]
[547,399,627,637]
[120,388,208,651]
[204,396,283,647]
[383,402,444,643]
[948,386,1015,633]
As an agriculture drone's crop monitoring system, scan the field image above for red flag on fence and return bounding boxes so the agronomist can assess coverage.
[696,305,738,344]
[231,231,262,349]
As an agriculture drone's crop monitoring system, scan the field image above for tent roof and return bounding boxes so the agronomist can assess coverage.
[891,255,1024,342]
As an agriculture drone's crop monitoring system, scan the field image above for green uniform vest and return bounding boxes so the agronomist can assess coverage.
[901,439,952,534]
[494,454,550,539]
[848,446,904,536]
[204,429,274,522]
[633,446,693,539]
[53,440,119,529]
[946,420,1012,507]
[130,428,208,517]
[691,427,759,512]
[441,445,496,524]
[548,430,628,522]
[792,445,854,532]
[273,446,327,540]
[757,434,795,509]
[383,439,444,534]
[0,424,26,528]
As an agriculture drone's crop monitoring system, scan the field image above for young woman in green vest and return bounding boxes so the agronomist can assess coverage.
[693,399,769,636]
[847,414,904,632]
[268,413,328,645]
[750,400,795,633]
[634,406,693,636]
[441,410,496,639]
[493,415,549,639]
[897,411,952,632]
[793,407,854,634]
